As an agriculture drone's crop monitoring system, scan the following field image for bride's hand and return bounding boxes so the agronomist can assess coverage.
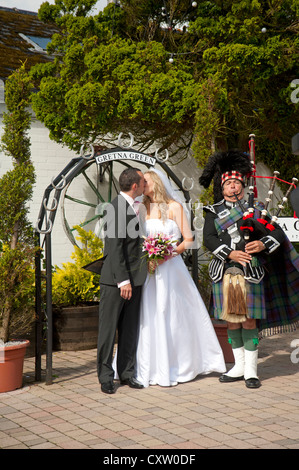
[148,260,157,273]
[148,259,165,273]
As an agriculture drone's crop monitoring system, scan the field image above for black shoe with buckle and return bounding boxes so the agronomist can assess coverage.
[245,377,261,389]
[120,377,144,389]
[101,381,116,394]
[219,374,244,383]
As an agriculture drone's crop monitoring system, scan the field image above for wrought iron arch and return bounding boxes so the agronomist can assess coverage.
[34,140,204,384]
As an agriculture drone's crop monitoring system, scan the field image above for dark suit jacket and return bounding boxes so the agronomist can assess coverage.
[100,195,147,287]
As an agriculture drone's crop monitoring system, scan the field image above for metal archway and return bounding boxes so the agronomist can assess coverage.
[34,140,204,385]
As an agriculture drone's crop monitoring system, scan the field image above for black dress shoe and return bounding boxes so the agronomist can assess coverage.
[101,381,116,394]
[120,377,144,389]
[219,374,244,383]
[245,378,261,389]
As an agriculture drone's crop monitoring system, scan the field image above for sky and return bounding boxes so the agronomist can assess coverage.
[0,0,107,14]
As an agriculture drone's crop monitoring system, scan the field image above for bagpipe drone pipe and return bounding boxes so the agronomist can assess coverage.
[235,134,298,246]
[223,136,298,320]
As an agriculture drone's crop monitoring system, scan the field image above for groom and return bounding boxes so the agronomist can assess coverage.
[97,167,147,394]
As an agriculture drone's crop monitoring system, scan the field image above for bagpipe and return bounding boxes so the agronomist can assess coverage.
[234,134,298,244]
[222,135,298,322]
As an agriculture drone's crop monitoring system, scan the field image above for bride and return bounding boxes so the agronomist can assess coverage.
[134,168,226,387]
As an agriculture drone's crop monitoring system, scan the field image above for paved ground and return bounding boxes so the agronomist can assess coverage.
[1,330,299,451]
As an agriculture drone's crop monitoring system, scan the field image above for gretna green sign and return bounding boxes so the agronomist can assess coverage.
[277,217,299,242]
[95,149,156,166]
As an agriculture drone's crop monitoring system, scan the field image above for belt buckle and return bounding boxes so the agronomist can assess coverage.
[218,208,230,219]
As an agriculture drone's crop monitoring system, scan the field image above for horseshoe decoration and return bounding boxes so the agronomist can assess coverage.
[117,132,134,149]
[35,217,53,235]
[182,177,194,191]
[80,144,95,160]
[155,148,169,162]
[193,215,205,231]
[43,197,58,212]
[51,175,67,190]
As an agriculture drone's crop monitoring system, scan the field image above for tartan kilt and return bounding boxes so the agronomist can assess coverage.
[259,238,299,334]
[210,237,299,334]
[211,278,266,321]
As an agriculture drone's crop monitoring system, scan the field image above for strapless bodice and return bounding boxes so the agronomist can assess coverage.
[145,218,181,241]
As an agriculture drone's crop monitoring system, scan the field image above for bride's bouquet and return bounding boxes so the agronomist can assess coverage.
[142,233,177,272]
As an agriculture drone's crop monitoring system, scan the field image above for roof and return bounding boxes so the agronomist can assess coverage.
[0,6,59,82]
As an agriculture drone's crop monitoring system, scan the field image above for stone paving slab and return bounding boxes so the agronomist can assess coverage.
[0,330,299,451]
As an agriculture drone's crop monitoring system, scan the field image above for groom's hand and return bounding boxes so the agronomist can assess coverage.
[120,283,132,300]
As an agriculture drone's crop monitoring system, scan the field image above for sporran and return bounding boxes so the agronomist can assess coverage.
[221,266,248,322]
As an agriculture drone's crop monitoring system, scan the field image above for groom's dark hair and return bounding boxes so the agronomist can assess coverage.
[119,167,142,192]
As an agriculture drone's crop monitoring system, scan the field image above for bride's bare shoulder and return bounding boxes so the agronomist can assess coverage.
[168,199,181,208]
[167,200,183,220]
[168,200,182,212]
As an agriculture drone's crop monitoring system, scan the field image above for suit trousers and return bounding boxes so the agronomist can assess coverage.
[97,283,142,384]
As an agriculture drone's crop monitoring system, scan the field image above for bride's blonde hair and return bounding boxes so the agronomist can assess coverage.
[143,171,171,221]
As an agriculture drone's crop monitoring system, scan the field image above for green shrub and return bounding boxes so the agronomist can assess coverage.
[0,64,36,343]
[0,244,36,342]
[52,225,103,306]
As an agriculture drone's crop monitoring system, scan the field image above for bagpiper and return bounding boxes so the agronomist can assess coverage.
[199,148,299,388]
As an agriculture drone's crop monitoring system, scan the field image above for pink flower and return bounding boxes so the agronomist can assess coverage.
[142,233,177,262]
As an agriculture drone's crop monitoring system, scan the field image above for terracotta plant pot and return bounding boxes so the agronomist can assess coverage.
[212,320,234,363]
[0,340,30,393]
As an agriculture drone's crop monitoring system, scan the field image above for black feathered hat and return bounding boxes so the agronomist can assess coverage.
[199,149,252,203]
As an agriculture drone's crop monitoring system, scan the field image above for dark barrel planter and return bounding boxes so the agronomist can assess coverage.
[53,303,99,351]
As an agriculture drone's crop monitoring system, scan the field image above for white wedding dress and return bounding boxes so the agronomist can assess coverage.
[135,218,226,387]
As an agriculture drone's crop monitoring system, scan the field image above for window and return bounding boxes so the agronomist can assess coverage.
[19,33,51,52]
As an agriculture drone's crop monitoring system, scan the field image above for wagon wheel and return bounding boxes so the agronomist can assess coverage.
[60,150,171,246]
[61,158,133,246]
[60,154,199,243]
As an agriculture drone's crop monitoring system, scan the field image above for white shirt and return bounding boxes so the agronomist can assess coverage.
[120,191,135,209]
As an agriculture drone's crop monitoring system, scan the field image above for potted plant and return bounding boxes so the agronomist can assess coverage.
[52,225,103,351]
[0,65,36,392]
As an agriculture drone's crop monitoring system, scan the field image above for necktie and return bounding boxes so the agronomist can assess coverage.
[133,201,140,216]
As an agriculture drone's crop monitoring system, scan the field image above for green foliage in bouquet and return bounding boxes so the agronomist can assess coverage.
[52,225,103,306]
